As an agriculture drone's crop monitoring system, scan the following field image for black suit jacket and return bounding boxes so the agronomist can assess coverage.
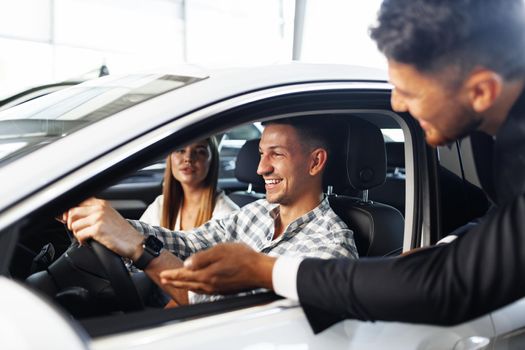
[298,88,525,334]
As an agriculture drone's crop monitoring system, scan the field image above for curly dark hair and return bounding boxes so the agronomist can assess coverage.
[370,0,525,79]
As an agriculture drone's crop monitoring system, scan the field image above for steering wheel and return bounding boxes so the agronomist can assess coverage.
[88,240,144,312]
[26,237,145,316]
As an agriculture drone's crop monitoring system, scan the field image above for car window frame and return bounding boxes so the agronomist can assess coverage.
[1,82,437,338]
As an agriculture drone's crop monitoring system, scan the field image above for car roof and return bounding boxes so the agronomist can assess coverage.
[205,62,387,82]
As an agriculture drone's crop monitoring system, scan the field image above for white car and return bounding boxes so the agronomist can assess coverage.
[0,64,521,350]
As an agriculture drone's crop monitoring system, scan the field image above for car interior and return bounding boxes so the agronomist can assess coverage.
[5,107,491,337]
[369,142,405,215]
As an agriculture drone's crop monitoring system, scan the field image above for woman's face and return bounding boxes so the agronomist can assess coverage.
[171,140,212,188]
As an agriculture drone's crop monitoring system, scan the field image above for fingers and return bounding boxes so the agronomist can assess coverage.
[61,197,142,258]
[57,214,67,224]
[184,246,223,270]
[66,206,98,232]
[57,197,99,225]
[184,248,217,270]
[160,267,207,285]
[160,243,264,295]
[168,281,210,295]
[78,197,104,206]
[64,197,105,224]
[160,268,214,294]
[160,269,189,287]
[71,220,99,244]
[184,242,254,270]
[65,198,110,230]
[64,199,108,243]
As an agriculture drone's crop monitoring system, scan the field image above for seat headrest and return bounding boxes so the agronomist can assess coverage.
[234,138,265,190]
[385,142,405,168]
[324,118,387,191]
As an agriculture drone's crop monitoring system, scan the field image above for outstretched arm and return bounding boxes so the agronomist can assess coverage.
[297,194,525,331]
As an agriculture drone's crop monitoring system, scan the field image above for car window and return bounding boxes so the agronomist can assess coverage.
[218,123,262,179]
[369,130,406,216]
[222,123,262,140]
[0,74,206,166]
[105,123,264,219]
[381,128,404,142]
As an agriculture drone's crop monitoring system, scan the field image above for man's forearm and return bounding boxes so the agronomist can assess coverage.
[298,197,525,326]
[144,250,189,305]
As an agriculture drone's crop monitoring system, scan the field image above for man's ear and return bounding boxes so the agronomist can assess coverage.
[309,148,328,176]
[465,69,503,113]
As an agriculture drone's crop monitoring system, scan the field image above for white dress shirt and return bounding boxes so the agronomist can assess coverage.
[272,256,303,301]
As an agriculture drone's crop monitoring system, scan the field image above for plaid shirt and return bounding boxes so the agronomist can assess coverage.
[128,197,358,261]
[128,197,358,304]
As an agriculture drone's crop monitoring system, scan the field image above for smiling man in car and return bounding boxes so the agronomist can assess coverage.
[160,0,525,333]
[64,118,358,304]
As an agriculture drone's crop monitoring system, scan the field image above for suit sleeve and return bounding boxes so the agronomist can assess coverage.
[298,193,525,333]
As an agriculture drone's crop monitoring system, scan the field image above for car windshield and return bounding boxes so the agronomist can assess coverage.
[0,73,206,166]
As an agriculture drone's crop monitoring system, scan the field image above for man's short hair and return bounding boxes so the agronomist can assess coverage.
[262,117,331,155]
[369,0,525,80]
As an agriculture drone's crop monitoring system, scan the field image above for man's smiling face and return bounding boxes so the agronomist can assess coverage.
[388,60,482,146]
[257,124,313,206]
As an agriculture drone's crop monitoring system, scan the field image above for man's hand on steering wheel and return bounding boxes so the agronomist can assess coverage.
[63,197,143,260]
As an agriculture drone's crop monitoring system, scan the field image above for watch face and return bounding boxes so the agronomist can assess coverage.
[145,235,164,253]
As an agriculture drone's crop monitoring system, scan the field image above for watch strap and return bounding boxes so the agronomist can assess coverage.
[133,235,163,270]
[133,248,155,270]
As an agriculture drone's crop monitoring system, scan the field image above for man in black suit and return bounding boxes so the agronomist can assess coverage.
[159,0,525,333]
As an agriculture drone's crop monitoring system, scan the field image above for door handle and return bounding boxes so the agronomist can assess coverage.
[453,336,490,350]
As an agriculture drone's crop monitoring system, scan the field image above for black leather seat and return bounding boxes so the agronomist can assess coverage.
[228,138,265,207]
[325,118,405,257]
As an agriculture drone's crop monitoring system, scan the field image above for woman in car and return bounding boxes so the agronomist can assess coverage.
[140,137,239,231]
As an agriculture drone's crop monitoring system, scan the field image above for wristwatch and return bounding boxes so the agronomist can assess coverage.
[133,235,164,270]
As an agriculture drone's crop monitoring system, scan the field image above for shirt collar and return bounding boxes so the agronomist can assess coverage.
[269,196,329,237]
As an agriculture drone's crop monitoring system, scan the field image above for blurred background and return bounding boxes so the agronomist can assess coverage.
[0,0,384,100]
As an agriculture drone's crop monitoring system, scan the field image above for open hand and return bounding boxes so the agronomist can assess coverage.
[159,243,276,295]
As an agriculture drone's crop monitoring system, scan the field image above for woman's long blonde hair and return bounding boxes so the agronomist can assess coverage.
[160,137,220,230]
